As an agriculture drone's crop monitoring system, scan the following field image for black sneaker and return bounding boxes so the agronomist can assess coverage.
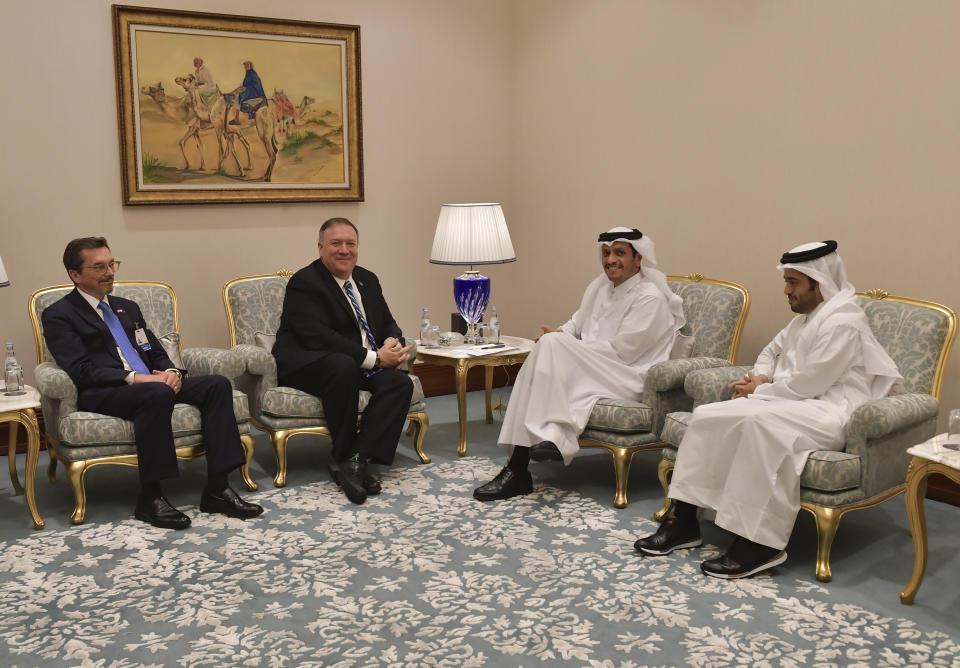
[634,517,702,555]
[700,537,786,579]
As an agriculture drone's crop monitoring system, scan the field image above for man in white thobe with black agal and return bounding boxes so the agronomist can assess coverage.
[473,228,686,501]
[635,241,901,579]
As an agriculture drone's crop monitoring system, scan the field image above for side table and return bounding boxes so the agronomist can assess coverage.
[415,336,533,456]
[900,433,959,604]
[0,385,44,529]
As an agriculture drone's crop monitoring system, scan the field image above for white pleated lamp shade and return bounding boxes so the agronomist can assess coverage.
[429,203,516,265]
[0,256,8,288]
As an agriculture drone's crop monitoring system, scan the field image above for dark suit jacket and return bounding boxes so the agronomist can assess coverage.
[273,259,404,380]
[41,288,181,408]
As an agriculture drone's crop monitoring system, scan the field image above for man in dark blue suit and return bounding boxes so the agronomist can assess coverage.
[42,237,263,529]
[273,218,414,505]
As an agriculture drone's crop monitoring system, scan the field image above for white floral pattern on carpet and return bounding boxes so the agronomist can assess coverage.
[0,457,957,666]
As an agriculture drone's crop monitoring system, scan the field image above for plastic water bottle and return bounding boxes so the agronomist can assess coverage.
[487,306,500,344]
[4,342,24,395]
[419,307,431,342]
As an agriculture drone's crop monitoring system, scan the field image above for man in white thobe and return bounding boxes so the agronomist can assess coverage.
[473,228,686,501]
[635,241,901,579]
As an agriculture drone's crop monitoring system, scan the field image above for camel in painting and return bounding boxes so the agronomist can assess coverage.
[297,95,315,120]
[175,74,279,181]
[140,82,218,171]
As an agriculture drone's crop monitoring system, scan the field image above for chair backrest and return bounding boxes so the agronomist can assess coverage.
[223,272,294,347]
[29,281,180,364]
[857,290,957,399]
[667,274,751,362]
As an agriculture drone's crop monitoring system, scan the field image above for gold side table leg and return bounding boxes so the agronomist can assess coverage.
[900,457,929,604]
[484,366,494,424]
[7,419,23,495]
[21,409,44,529]
[454,360,469,456]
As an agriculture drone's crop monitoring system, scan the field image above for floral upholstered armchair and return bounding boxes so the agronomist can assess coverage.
[28,282,258,525]
[577,274,750,508]
[656,290,957,581]
[222,272,429,488]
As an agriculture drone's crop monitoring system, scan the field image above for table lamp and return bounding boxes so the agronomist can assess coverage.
[0,256,8,288]
[429,203,516,343]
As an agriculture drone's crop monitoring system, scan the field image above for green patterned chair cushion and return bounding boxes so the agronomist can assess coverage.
[858,297,950,395]
[661,411,692,448]
[260,376,425,420]
[226,275,290,349]
[668,280,747,359]
[584,397,653,434]
[801,450,861,493]
[59,391,250,447]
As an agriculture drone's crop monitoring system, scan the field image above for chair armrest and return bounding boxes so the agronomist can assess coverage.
[684,365,751,407]
[230,344,278,419]
[845,393,940,443]
[406,340,418,372]
[646,357,734,393]
[34,362,77,402]
[181,347,245,384]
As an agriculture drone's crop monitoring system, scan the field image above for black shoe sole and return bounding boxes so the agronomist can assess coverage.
[635,536,703,556]
[199,501,264,519]
[134,511,191,530]
[701,551,788,579]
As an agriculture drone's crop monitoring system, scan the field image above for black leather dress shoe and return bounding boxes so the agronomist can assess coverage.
[473,467,533,501]
[530,442,564,462]
[200,486,264,519]
[633,517,702,556]
[361,469,382,496]
[700,538,786,579]
[134,495,191,530]
[330,461,368,505]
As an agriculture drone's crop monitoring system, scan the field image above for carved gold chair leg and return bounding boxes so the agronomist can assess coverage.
[239,434,259,491]
[271,430,292,488]
[47,449,58,483]
[407,413,431,464]
[608,446,636,509]
[803,503,842,583]
[654,459,675,521]
[66,460,90,525]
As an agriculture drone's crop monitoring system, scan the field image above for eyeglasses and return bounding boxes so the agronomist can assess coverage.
[84,261,121,273]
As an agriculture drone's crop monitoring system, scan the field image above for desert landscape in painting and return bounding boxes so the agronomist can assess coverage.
[132,30,347,188]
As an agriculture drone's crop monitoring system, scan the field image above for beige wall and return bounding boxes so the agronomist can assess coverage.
[2,1,958,425]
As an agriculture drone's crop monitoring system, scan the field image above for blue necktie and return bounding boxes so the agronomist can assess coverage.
[98,301,151,375]
[344,281,381,377]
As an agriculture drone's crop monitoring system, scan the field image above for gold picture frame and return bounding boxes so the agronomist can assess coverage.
[113,5,363,204]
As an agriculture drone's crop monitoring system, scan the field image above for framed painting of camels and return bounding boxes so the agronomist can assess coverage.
[112,5,363,204]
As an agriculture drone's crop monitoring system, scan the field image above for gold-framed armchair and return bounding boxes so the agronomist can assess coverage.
[29,281,258,525]
[576,273,751,507]
[223,272,429,488]
[657,290,957,581]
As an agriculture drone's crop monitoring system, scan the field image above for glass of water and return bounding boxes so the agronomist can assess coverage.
[945,409,960,450]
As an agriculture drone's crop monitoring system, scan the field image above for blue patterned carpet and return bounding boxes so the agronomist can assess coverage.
[1,391,958,666]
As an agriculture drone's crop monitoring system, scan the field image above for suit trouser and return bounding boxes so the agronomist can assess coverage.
[279,353,414,464]
[79,375,246,483]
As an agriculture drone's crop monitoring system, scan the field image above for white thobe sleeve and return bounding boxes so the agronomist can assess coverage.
[751,324,861,401]
[581,292,674,366]
[752,327,788,378]
[558,309,583,339]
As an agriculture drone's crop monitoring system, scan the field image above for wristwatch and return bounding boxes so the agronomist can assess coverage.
[374,353,382,370]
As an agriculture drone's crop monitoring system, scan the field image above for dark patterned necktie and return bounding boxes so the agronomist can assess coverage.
[344,281,381,377]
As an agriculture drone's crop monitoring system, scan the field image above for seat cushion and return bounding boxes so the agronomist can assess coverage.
[584,398,653,434]
[800,450,861,493]
[59,390,250,447]
[260,375,426,420]
[661,410,861,493]
[661,410,693,448]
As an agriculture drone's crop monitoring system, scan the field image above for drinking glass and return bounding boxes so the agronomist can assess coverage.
[946,409,960,450]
